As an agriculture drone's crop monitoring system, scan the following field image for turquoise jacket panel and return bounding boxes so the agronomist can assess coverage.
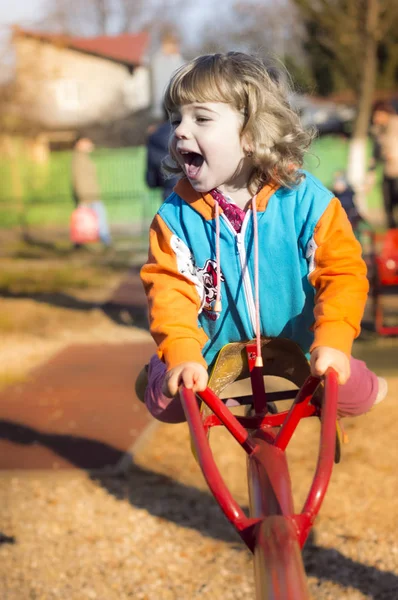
[158,172,334,368]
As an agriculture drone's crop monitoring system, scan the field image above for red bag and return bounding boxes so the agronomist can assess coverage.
[70,206,99,244]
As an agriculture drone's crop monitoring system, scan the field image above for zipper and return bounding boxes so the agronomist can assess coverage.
[220,211,257,336]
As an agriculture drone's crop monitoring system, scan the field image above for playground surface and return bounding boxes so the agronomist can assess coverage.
[0,344,397,599]
[0,248,397,598]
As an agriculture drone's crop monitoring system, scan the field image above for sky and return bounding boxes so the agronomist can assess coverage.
[0,0,48,28]
[0,0,48,67]
[0,0,235,39]
[0,0,245,77]
[0,0,230,70]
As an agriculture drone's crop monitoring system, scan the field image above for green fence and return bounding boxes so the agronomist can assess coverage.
[0,146,162,233]
[0,136,382,237]
[304,135,382,210]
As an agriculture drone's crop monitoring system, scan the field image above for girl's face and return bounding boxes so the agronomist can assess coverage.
[170,102,252,195]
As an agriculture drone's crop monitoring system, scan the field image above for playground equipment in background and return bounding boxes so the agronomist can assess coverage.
[361,228,398,336]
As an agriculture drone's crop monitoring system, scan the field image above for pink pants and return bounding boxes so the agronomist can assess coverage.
[144,355,379,423]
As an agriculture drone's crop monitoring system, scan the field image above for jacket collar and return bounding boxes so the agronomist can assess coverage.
[173,178,280,221]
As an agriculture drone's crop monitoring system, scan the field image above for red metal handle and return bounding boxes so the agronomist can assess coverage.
[180,367,339,551]
[195,387,256,453]
[294,368,339,546]
[179,387,255,535]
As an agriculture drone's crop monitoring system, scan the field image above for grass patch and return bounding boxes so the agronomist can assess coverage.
[0,146,162,229]
[305,134,383,209]
[0,266,100,295]
[0,136,383,233]
[0,236,139,297]
[9,239,77,260]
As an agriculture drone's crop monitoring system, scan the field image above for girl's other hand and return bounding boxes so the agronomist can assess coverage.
[162,362,209,397]
[310,346,350,385]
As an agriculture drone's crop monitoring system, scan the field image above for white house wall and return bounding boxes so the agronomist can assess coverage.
[123,66,150,112]
[14,37,150,129]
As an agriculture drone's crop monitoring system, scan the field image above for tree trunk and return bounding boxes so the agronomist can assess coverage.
[347,0,379,216]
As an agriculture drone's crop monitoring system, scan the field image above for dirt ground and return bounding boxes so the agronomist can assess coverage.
[130,337,398,599]
[0,346,397,599]
[0,247,398,599]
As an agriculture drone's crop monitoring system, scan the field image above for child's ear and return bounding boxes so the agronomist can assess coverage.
[242,132,254,157]
[243,142,254,158]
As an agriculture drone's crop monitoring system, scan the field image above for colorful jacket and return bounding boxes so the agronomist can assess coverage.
[141,171,369,371]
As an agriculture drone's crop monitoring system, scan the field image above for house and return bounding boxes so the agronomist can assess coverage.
[9,27,184,147]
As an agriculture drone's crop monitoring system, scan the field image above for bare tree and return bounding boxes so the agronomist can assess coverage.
[40,0,153,36]
[0,27,45,137]
[291,0,398,211]
[185,0,305,61]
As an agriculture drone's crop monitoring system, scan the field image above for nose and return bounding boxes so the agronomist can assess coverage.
[174,119,191,140]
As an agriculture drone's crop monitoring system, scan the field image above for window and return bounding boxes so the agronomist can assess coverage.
[53,79,81,110]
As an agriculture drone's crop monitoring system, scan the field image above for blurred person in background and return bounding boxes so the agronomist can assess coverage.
[332,171,365,232]
[146,112,179,201]
[71,136,112,247]
[332,172,374,264]
[369,101,398,229]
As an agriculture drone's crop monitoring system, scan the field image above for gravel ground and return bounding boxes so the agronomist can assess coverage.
[1,369,398,599]
[0,289,397,599]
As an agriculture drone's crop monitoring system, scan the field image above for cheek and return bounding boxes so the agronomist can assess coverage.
[201,130,244,171]
[169,137,180,163]
[169,135,177,152]
[222,140,245,166]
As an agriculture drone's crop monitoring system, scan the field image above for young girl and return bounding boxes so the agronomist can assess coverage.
[139,52,387,423]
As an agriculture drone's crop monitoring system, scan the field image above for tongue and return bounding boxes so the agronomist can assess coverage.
[186,154,203,178]
[187,164,201,178]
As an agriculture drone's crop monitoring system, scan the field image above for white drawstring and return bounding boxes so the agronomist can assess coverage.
[214,200,222,313]
[213,194,262,369]
[251,194,263,367]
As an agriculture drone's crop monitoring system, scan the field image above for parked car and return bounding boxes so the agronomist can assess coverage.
[290,94,356,136]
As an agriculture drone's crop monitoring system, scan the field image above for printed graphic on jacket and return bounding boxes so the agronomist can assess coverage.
[170,235,224,317]
[305,236,318,276]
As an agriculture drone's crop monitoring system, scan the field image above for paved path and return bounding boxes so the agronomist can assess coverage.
[0,272,156,471]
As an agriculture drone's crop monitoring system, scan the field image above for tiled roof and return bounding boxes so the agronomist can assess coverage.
[12,27,150,66]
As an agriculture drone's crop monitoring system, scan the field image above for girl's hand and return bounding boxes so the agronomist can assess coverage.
[162,362,209,397]
[310,346,350,385]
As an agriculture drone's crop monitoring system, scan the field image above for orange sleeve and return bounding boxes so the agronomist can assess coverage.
[140,214,208,370]
[308,197,369,356]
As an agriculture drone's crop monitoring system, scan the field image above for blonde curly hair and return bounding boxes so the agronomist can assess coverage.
[163,52,315,193]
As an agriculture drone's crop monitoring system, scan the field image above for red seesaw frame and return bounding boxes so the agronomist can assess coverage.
[179,352,338,600]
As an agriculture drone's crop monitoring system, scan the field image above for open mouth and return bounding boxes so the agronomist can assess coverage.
[180,151,204,179]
